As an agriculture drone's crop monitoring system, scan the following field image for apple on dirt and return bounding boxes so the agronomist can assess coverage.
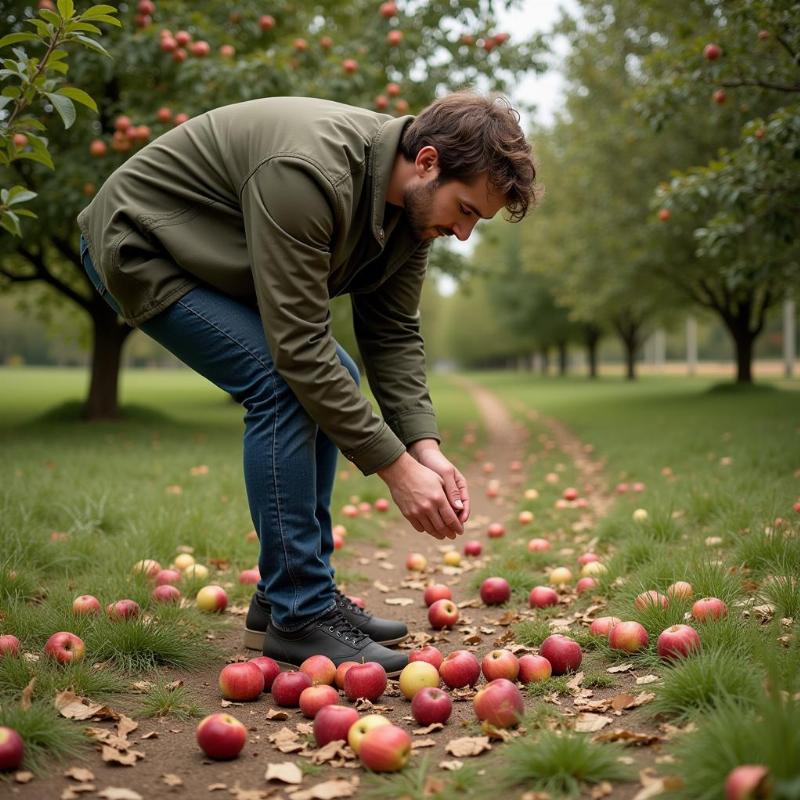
[518,654,552,684]
[529,586,559,608]
[411,687,452,725]
[299,684,340,718]
[439,649,481,689]
[423,584,452,606]
[335,661,359,690]
[271,670,313,707]
[428,598,459,629]
[479,577,511,605]
[442,550,461,567]
[463,540,482,556]
[347,713,391,754]
[589,616,621,637]
[0,726,25,771]
[406,553,427,572]
[249,656,281,691]
[408,645,443,670]
[300,654,337,686]
[481,649,519,682]
[398,661,440,699]
[487,522,505,538]
[343,662,387,702]
[358,724,412,772]
[539,634,582,675]
[218,662,264,701]
[313,704,360,748]
[196,713,247,760]
[473,678,524,728]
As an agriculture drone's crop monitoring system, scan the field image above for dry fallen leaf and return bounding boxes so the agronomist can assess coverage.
[384,597,414,606]
[411,738,437,749]
[266,709,290,720]
[413,723,444,735]
[574,714,613,733]
[141,731,158,740]
[439,760,463,771]
[14,771,34,783]
[65,767,95,782]
[100,745,145,766]
[265,762,303,785]
[61,786,96,799]
[228,783,269,800]
[162,773,183,787]
[445,736,492,757]
[290,778,359,800]
[55,690,120,721]
[97,789,143,800]
[21,677,35,710]
[591,782,614,798]
[207,784,227,792]
[607,663,634,673]
[595,729,665,747]
[636,675,660,685]
[117,715,138,738]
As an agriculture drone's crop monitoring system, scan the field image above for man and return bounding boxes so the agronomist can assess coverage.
[77,90,536,676]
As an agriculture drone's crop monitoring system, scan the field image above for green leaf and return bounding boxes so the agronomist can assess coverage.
[66,21,102,35]
[0,33,38,49]
[82,15,121,27]
[48,49,70,62]
[7,186,37,205]
[44,91,76,128]
[71,33,110,58]
[0,96,13,111]
[14,208,37,218]
[55,85,96,111]
[14,149,54,170]
[81,4,118,18]
[1,210,22,237]
[25,18,53,37]
[38,9,62,26]
[2,86,21,98]
[48,60,69,74]
[57,0,75,20]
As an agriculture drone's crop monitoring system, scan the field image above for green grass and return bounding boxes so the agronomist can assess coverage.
[137,678,205,720]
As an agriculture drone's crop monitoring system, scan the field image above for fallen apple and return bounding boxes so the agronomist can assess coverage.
[539,634,582,675]
[423,584,452,607]
[106,599,140,620]
[249,656,281,691]
[527,538,551,552]
[299,684,340,718]
[487,522,505,538]
[411,687,452,725]
[548,567,573,586]
[608,621,649,653]
[313,704,360,747]
[300,654,337,686]
[589,616,621,637]
[271,670,313,707]
[666,581,693,600]
[72,595,101,615]
[657,624,701,660]
[408,645,443,670]
[517,654,552,683]
[218,662,264,701]
[398,661,440,699]
[481,649,519,682]
[724,764,771,800]
[0,726,25,771]
[634,590,668,611]
[152,584,181,603]
[463,540,482,556]
[196,585,228,613]
[196,713,247,760]
[344,662,387,702]
[406,553,427,572]
[428,598,459,629]
[358,723,412,772]
[334,661,358,690]
[43,632,85,665]
[0,635,20,658]
[692,596,728,621]
[480,577,511,605]
[473,678,524,728]
[528,586,559,608]
[347,713,390,754]
[439,649,481,689]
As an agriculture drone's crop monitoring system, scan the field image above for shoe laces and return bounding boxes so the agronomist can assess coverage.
[334,587,368,618]
[320,606,370,646]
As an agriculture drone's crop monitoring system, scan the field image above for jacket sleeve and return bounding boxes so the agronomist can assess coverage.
[350,241,440,447]
[240,156,407,475]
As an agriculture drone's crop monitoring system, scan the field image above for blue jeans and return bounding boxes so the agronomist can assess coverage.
[79,234,356,630]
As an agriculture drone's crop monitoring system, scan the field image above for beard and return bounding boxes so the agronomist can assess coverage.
[403,177,439,241]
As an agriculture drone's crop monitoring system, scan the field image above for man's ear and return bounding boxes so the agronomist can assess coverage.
[415,145,439,176]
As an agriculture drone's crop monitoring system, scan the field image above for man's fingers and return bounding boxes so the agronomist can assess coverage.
[439,502,463,535]
[444,473,464,512]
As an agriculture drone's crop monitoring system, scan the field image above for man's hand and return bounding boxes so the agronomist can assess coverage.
[376,450,465,540]
[407,439,470,526]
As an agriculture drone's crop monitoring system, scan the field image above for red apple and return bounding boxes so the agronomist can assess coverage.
[635,590,669,611]
[615,482,629,493]
[632,482,645,492]
[196,713,247,760]
[359,724,411,772]
[379,0,397,17]
[190,40,210,57]
[258,14,275,30]
[0,726,25,771]
[481,649,519,682]
[408,645,443,670]
[132,558,161,577]
[374,498,390,512]
[608,621,649,653]
[89,139,107,157]
[527,538,551,552]
[713,88,727,104]
[72,594,101,615]
[487,522,505,538]
[249,656,281,691]
[219,662,264,701]
[576,577,598,594]
[666,581,693,600]
[428,598,459,629]
[219,44,236,58]
[300,654,336,686]
[703,42,722,60]
[0,635,21,658]
[406,552,427,572]
[725,765,771,800]
[386,30,403,46]
[173,112,189,125]
[152,584,181,603]
[590,616,621,637]
[342,58,358,74]
[155,569,181,586]
[313,704,359,747]
[386,82,401,96]
[463,540,482,556]
[347,714,390,754]
[692,597,728,621]
[563,487,579,501]
[299,684,340,718]
[335,661,358,690]
[358,501,371,514]
[424,584,452,606]
[473,678,524,728]
[238,568,259,585]
[411,687,452,725]
[333,531,344,550]
[106,599,140,620]
[439,649,481,689]
[657,624,701,660]
[375,94,389,110]
[398,661,440,699]
[539,635,582,675]
[196,585,228,613]
[480,577,511,605]
[43,632,85,665]
[577,552,600,566]
[344,662,387,702]
[518,654,552,684]
[518,510,534,525]
[271,670,312,707]
[528,586,559,608]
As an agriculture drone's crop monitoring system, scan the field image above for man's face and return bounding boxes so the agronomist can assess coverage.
[403,158,507,243]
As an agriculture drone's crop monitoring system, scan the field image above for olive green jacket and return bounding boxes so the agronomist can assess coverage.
[77,96,439,474]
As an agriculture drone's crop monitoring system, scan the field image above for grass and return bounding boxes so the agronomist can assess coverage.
[137,678,205,720]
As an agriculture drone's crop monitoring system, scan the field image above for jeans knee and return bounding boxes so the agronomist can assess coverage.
[337,347,360,388]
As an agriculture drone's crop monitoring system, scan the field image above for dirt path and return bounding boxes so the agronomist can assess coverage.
[15,378,654,800]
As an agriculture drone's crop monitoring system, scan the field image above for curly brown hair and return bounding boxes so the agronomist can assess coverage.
[398,89,537,222]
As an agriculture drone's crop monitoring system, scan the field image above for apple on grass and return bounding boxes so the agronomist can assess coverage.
[106,599,140,620]
[473,678,524,728]
[608,621,649,653]
[0,635,21,657]
[423,584,452,606]
[411,687,452,725]
[196,713,247,760]
[634,590,668,611]
[300,654,337,686]
[408,645,443,670]
[725,764,771,800]
[518,654,552,684]
[589,616,621,637]
[487,522,505,538]
[518,510,534,525]
[238,568,259,585]
[463,540,482,556]
[358,724,412,772]
[657,624,701,660]
[0,726,25,771]
[692,597,728,621]
[527,538,551,553]
[249,656,281,691]
[576,577,598,594]
[539,635,582,675]
[398,661,439,700]
[44,632,85,664]
[481,649,519,682]
[529,586,558,608]
[666,581,693,600]
[428,598,459,629]
[344,662,387,702]
[218,662,264,701]
[313,704,360,748]
[480,577,511,605]
[347,714,391,754]
[580,561,607,578]
[439,650,481,689]
[196,585,228,613]
[299,684,340,718]
[578,552,600,566]
[132,558,161,577]
[548,567,573,586]
[152,584,181,603]
[155,569,182,586]
[72,594,101,615]
[271,670,313,707]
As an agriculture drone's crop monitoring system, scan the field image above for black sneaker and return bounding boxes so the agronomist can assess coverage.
[262,606,408,677]
[243,588,408,651]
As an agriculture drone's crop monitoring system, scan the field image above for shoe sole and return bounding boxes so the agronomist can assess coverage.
[243,627,407,651]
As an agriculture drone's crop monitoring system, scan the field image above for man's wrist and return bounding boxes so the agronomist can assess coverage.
[407,438,440,460]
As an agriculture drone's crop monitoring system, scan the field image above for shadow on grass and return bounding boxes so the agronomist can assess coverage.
[33,400,175,425]
[705,381,778,395]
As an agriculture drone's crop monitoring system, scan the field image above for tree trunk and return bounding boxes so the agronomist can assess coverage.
[728,323,754,384]
[613,315,643,381]
[624,337,637,380]
[83,305,134,420]
[540,348,550,375]
[557,340,568,376]
[584,325,600,379]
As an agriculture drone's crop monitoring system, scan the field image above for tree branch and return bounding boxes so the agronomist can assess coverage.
[51,234,94,291]
[16,245,91,312]
[718,78,800,93]
[775,33,797,64]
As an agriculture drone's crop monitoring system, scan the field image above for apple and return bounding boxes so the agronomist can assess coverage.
[344,662,387,702]
[89,139,107,157]
[386,30,403,46]
[0,635,21,657]
[667,581,693,600]
[545,472,559,484]
[358,724,412,772]
[703,42,722,60]
[518,654,552,684]
[219,662,264,701]
[528,586,559,608]
[114,114,131,132]
[608,621,649,652]
[634,590,668,611]
[439,649,481,689]
[487,522,505,538]
[379,0,397,17]
[173,112,189,125]
[548,567,573,586]
[442,550,461,567]
[44,632,85,665]
[196,585,228,613]
[271,670,313,707]
[411,686,452,725]
[632,482,645,493]
[724,765,771,800]
[258,14,275,30]
[0,727,25,771]
[580,561,607,578]
[375,94,389,110]
[480,577,511,605]
[473,678,524,728]
[576,577,598,594]
[132,559,161,577]
[527,538,551,552]
[300,654,336,686]
[463,540,482,556]
[249,656,281,691]
[692,597,728,621]
[156,106,172,123]
[238,568,259,585]
[333,532,344,550]
[196,713,247,760]
[152,584,181,603]
[299,684,340,718]
[510,459,522,471]
[424,584,452,606]
[616,482,629,494]
[398,661,440,700]
[518,510,534,525]
[374,498,390,512]
[577,552,600,566]
[72,594,101,615]
[155,569,181,586]
[358,501,372,514]
[428,598,459,629]
[347,714,391,754]
[219,43,236,58]
[184,563,209,580]
[482,461,495,474]
[106,599,140,621]
[386,81,401,96]
[406,553,427,572]
[481,649,519,682]
[589,616,621,636]
[563,487,579,501]
[313,705,359,748]
[657,624,701,660]
[335,661,358,690]
[409,645,443,670]
[342,503,358,518]
[540,635,582,675]
[632,508,649,522]
[172,553,195,571]
[524,488,539,500]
